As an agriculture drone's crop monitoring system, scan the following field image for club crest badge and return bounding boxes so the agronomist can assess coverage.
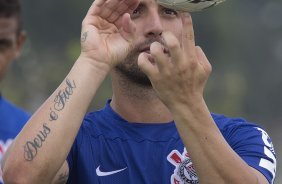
[167,148,199,184]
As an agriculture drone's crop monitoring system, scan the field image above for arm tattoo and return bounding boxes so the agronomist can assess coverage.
[23,123,51,161]
[50,79,76,120]
[23,79,76,161]
[81,31,88,42]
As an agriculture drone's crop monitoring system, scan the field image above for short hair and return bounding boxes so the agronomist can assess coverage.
[0,0,22,34]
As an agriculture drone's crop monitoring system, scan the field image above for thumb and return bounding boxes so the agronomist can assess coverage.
[118,13,136,42]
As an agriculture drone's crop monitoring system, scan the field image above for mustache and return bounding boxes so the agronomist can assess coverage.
[134,38,167,52]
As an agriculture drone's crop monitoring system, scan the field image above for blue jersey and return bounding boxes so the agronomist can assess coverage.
[0,96,30,184]
[67,101,276,184]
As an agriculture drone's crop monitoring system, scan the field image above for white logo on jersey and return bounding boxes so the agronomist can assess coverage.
[96,165,127,176]
[167,148,198,184]
[256,127,276,184]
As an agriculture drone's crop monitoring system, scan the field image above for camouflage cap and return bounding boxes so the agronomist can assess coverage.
[157,0,225,12]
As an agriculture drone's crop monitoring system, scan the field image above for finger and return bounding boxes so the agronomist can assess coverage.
[108,0,139,23]
[94,0,106,7]
[87,0,139,18]
[100,0,122,19]
[116,13,136,43]
[150,41,172,73]
[87,0,104,16]
[162,31,182,65]
[107,1,129,22]
[138,53,158,78]
[121,13,136,34]
[181,13,196,53]
[123,0,140,12]
[87,0,123,19]
[195,46,212,74]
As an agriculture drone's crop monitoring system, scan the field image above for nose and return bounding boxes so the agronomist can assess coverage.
[144,11,163,39]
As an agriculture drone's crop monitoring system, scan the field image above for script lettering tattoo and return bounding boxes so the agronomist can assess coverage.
[23,123,51,161]
[54,79,76,111]
[81,31,88,42]
[23,79,76,161]
[49,108,59,121]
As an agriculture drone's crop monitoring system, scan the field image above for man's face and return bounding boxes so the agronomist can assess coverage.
[115,0,183,86]
[0,17,24,82]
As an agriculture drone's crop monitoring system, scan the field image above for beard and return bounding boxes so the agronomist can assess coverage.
[115,38,166,87]
[115,49,151,87]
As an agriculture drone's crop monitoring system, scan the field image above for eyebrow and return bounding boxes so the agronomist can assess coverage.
[136,1,179,11]
[136,2,146,9]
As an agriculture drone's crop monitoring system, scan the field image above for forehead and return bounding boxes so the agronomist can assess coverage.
[138,0,160,6]
[0,17,18,38]
[136,0,182,13]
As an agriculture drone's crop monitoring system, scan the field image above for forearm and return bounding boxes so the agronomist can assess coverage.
[171,99,259,184]
[2,57,109,184]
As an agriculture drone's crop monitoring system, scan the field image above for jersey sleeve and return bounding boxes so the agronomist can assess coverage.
[224,122,277,184]
[66,123,85,184]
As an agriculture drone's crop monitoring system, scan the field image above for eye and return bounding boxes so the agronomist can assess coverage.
[163,8,178,16]
[131,5,143,18]
[132,8,140,14]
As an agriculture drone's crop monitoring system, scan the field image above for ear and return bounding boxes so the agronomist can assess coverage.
[15,31,27,58]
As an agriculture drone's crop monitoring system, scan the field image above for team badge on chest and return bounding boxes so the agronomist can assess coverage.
[167,148,199,184]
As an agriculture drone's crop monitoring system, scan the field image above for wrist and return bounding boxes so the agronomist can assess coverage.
[170,99,216,139]
[169,96,210,123]
[77,54,111,77]
[165,94,204,113]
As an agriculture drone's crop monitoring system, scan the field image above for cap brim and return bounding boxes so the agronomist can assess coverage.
[157,0,225,12]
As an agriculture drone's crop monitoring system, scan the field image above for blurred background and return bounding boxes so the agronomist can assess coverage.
[1,0,281,182]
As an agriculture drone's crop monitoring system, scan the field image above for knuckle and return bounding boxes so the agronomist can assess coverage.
[189,58,198,70]
[177,63,188,74]
[184,32,194,41]
[206,63,212,74]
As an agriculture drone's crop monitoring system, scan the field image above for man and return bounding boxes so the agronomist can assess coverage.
[1,0,276,183]
[0,0,29,183]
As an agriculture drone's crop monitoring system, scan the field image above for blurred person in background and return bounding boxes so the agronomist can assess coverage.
[1,0,277,184]
[0,0,29,183]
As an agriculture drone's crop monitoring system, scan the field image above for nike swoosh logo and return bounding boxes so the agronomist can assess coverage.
[96,165,127,176]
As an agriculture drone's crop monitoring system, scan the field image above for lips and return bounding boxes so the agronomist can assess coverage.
[139,45,170,55]
[140,46,151,53]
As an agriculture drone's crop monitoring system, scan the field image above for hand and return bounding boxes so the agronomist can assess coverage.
[79,0,139,71]
[138,14,212,110]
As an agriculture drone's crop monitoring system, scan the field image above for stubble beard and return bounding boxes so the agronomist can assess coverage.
[115,38,165,87]
[115,45,151,87]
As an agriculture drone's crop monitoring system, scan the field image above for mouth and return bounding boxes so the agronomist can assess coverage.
[140,46,151,54]
[139,45,170,55]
